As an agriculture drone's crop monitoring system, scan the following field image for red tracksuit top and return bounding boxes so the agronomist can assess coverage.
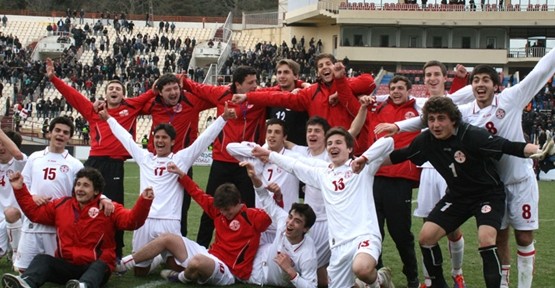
[181,78,267,163]
[51,76,155,160]
[179,175,271,280]
[246,75,376,155]
[14,184,152,271]
[371,98,421,181]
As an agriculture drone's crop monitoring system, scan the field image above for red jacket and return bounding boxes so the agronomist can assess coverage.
[179,175,271,280]
[371,98,421,181]
[14,184,152,271]
[181,78,267,163]
[142,92,214,153]
[246,75,376,155]
[51,76,155,160]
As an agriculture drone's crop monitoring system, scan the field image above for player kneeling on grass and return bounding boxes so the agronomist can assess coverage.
[1,168,153,288]
[117,162,271,285]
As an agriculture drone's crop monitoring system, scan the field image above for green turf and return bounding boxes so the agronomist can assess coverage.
[2,162,555,287]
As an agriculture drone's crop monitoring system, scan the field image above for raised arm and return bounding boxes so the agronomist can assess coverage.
[0,129,23,160]
[99,108,147,162]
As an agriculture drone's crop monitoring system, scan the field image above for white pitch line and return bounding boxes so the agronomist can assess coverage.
[134,280,168,288]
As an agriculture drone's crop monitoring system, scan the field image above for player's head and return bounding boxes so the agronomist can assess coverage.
[105,80,126,108]
[423,60,448,97]
[266,118,287,152]
[325,127,354,166]
[214,183,242,220]
[306,116,330,152]
[470,64,499,107]
[286,203,316,240]
[315,53,337,84]
[152,123,176,157]
[232,66,258,94]
[48,116,74,152]
[73,167,105,206]
[0,130,22,163]
[275,59,299,91]
[388,75,412,105]
[422,96,462,140]
[156,74,182,106]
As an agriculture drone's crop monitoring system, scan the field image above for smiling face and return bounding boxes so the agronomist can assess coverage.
[424,66,447,97]
[317,57,335,84]
[160,82,181,106]
[389,80,410,105]
[284,210,308,244]
[153,129,175,157]
[471,73,497,108]
[266,123,286,152]
[427,112,456,140]
[105,82,125,108]
[326,133,352,167]
[235,74,258,94]
[74,176,99,207]
[276,64,297,92]
[49,123,71,153]
[306,124,326,153]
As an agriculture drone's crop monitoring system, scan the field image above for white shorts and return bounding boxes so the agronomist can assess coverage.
[14,232,57,270]
[414,168,447,218]
[501,173,539,231]
[308,220,331,268]
[0,220,7,256]
[177,237,235,286]
[248,243,271,286]
[327,234,381,288]
[132,218,180,267]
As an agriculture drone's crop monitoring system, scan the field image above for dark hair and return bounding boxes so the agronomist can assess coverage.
[389,75,412,90]
[156,73,181,91]
[4,130,22,148]
[49,116,75,137]
[422,96,462,127]
[213,183,241,209]
[105,80,126,96]
[423,60,448,77]
[75,167,105,194]
[276,59,300,76]
[470,65,500,87]
[232,66,258,92]
[306,116,331,133]
[314,53,336,68]
[325,127,354,157]
[290,203,316,230]
[153,123,176,140]
[266,118,288,137]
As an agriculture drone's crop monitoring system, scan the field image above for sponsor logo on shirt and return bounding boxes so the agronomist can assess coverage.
[454,151,466,163]
[88,207,100,218]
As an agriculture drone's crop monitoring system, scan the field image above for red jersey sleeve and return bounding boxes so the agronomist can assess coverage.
[449,75,468,94]
[113,196,152,230]
[348,73,376,95]
[178,175,219,218]
[51,76,96,120]
[13,184,56,226]
[181,77,230,105]
[336,77,361,117]
[246,87,313,112]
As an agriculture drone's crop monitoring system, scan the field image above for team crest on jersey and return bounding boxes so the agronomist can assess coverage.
[344,170,353,179]
[453,151,466,163]
[88,207,100,218]
[229,220,240,231]
[60,165,70,173]
[6,169,14,177]
[119,109,129,117]
[405,111,416,119]
[495,109,506,119]
[481,204,492,214]
[173,103,183,113]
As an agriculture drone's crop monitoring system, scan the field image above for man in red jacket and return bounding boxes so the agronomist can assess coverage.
[232,54,376,155]
[1,168,153,288]
[370,75,421,288]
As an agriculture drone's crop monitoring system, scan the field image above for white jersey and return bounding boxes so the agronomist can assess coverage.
[227,142,300,213]
[21,148,83,233]
[252,186,318,288]
[458,47,555,184]
[108,116,226,220]
[290,145,329,221]
[0,155,27,221]
[269,137,394,248]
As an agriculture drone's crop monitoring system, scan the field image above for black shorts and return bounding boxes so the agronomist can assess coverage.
[84,156,125,204]
[426,188,506,234]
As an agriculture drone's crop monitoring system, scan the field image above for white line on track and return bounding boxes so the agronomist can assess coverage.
[134,280,168,288]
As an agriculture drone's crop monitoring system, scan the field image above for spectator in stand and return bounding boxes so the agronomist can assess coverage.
[2,15,7,28]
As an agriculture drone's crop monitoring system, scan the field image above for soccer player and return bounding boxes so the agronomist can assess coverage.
[46,58,155,258]
[15,116,113,272]
[359,96,538,288]
[0,129,26,267]
[251,130,395,288]
[117,162,271,285]
[99,102,235,276]
[241,161,318,288]
[2,168,153,288]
